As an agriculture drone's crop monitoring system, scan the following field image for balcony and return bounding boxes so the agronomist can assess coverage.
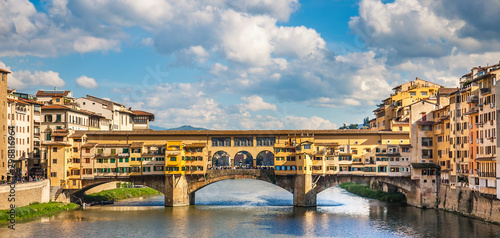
[478,172,496,178]
[467,96,478,104]
[480,87,491,94]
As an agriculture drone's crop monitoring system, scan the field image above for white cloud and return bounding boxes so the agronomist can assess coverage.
[240,95,277,111]
[140,37,153,47]
[74,36,120,53]
[283,116,337,130]
[0,61,65,90]
[349,0,500,60]
[75,75,98,89]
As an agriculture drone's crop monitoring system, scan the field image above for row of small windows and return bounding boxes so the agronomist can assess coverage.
[212,137,276,147]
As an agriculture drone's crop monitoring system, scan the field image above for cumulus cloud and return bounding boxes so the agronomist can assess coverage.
[240,95,277,111]
[0,61,65,90]
[73,37,120,53]
[75,75,98,89]
[349,0,500,60]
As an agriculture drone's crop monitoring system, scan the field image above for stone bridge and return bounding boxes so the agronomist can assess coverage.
[78,170,437,207]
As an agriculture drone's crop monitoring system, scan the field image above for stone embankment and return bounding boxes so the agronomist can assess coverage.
[438,185,500,223]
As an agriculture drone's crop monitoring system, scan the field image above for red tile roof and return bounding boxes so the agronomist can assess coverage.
[7,98,29,105]
[0,68,11,73]
[36,90,71,97]
[42,105,69,110]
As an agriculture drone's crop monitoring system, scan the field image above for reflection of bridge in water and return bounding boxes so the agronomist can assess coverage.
[78,169,425,207]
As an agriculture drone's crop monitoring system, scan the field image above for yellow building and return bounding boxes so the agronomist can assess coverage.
[374,78,442,131]
[0,69,9,181]
[44,130,410,189]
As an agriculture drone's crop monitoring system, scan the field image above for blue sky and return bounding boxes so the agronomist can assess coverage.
[1,0,500,130]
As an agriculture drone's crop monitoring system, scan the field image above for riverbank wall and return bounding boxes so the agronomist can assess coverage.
[0,180,50,209]
[438,184,500,223]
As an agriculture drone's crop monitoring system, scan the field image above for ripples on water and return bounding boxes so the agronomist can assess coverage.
[2,179,500,238]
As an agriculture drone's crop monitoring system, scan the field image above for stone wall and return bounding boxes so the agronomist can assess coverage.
[0,180,50,209]
[85,182,117,195]
[438,185,500,223]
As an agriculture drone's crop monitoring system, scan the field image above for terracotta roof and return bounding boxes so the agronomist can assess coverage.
[184,142,207,148]
[69,130,87,138]
[438,88,458,95]
[52,129,69,137]
[42,105,69,110]
[416,121,436,125]
[36,90,71,97]
[475,157,495,161]
[7,98,29,105]
[42,142,71,146]
[69,129,410,137]
[82,143,98,148]
[314,142,339,146]
[132,110,154,116]
[0,68,11,73]
[97,144,130,148]
[42,105,94,115]
[131,142,144,148]
[19,98,44,105]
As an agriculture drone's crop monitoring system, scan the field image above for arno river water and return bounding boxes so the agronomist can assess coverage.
[2,179,500,238]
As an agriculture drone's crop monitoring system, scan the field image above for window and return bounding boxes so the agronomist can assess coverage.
[303,144,311,150]
[422,137,433,146]
[421,92,428,96]
[212,137,231,147]
[51,172,57,177]
[170,157,177,161]
[53,147,58,152]
[73,147,78,153]
[256,137,275,146]
[421,125,433,131]
[98,148,103,154]
[111,159,116,163]
[234,137,253,147]
[111,149,116,155]
[125,158,129,162]
[53,159,57,164]
[410,92,416,96]
[422,149,433,159]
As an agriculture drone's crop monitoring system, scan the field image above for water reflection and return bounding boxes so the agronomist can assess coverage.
[1,179,500,238]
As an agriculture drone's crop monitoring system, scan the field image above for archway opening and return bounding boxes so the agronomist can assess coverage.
[195,179,292,206]
[234,151,253,168]
[212,151,231,168]
[256,150,274,167]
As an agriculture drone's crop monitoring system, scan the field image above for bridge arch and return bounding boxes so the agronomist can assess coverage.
[186,169,294,195]
[256,150,274,166]
[212,151,231,167]
[233,151,253,168]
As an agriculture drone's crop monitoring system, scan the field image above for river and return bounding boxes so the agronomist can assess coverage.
[2,179,500,237]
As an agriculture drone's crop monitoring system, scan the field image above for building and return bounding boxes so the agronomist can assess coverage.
[44,129,410,189]
[0,68,9,181]
[75,95,154,130]
[374,78,442,131]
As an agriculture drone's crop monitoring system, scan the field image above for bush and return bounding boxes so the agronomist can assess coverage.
[0,202,79,223]
[339,182,407,203]
[84,187,162,202]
